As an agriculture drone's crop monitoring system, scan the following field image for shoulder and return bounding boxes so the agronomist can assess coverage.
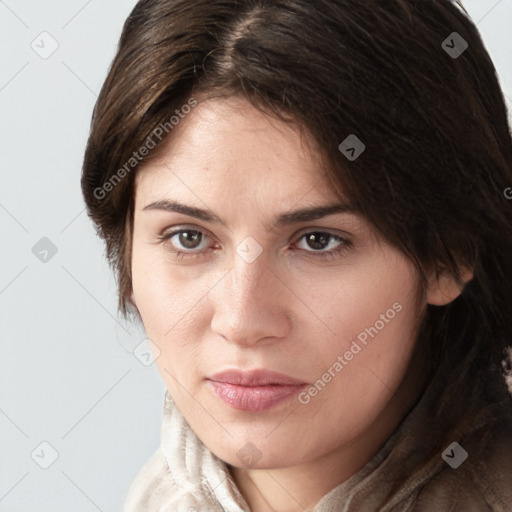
[412,469,492,511]
[123,448,174,512]
[413,415,512,512]
[122,446,233,512]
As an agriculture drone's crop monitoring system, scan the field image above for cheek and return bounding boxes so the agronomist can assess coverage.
[317,256,419,350]
[317,301,418,385]
[131,246,168,333]
[307,255,421,396]
[302,304,420,443]
[131,241,214,385]
[132,240,195,332]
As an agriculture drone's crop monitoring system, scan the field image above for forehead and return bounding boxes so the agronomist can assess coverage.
[135,95,340,206]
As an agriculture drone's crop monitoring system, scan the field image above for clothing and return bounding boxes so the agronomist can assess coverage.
[123,358,512,512]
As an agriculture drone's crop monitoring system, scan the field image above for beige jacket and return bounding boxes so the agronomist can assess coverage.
[123,357,512,512]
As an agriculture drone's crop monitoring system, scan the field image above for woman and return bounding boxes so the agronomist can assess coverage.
[81,0,512,510]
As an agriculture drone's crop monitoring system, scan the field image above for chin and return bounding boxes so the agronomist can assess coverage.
[206,436,308,471]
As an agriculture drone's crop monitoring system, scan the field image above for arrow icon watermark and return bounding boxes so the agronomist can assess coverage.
[339,134,365,161]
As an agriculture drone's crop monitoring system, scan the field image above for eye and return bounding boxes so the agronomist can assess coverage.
[156,227,352,262]
[170,230,206,250]
[294,231,352,261]
[157,228,213,258]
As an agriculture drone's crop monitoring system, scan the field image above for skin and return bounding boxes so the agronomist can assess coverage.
[130,95,472,512]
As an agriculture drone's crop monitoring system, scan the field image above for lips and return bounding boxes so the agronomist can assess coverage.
[207,369,307,412]
[209,369,306,386]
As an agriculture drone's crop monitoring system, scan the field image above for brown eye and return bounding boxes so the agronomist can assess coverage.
[160,228,212,256]
[294,231,352,261]
[303,232,333,251]
[175,230,203,250]
[298,232,344,252]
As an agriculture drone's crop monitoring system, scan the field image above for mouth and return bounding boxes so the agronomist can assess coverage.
[207,369,308,412]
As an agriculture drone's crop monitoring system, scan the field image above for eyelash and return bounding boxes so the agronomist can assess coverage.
[156,227,352,262]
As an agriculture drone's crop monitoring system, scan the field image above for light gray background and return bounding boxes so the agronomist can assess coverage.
[0,1,511,511]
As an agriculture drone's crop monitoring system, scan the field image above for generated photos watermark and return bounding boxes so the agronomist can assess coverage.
[298,301,403,404]
[93,97,198,201]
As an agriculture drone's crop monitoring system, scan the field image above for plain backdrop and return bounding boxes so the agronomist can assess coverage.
[0,1,511,510]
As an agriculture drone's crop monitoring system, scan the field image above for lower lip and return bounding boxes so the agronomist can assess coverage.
[208,381,306,412]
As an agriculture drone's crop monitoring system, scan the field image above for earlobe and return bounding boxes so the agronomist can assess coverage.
[130,290,137,308]
[426,265,474,306]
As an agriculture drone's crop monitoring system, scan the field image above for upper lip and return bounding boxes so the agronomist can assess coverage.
[208,369,307,386]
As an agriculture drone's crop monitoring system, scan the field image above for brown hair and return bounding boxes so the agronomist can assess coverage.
[82,0,512,386]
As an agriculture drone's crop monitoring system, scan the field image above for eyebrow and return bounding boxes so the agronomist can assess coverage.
[143,199,357,229]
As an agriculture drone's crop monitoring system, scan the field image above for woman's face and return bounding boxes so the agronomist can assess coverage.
[131,95,426,470]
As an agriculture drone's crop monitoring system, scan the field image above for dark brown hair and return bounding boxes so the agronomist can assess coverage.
[82,0,512,388]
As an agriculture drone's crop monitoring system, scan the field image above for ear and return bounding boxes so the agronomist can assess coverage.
[426,265,474,306]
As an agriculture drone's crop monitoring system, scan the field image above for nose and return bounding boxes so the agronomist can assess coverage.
[210,251,291,347]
